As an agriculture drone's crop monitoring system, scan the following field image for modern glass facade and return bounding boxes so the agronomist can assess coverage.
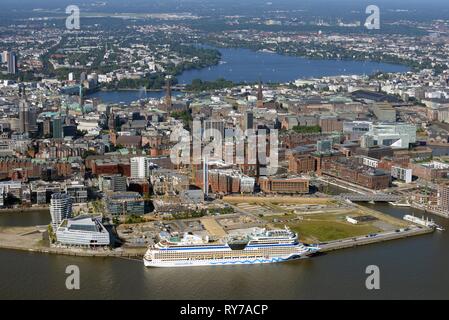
[105,192,145,215]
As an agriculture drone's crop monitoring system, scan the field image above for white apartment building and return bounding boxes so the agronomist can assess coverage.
[50,193,72,230]
[391,166,413,183]
[130,156,155,179]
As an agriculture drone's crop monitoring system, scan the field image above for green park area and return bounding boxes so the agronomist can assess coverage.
[224,196,407,243]
[263,212,388,243]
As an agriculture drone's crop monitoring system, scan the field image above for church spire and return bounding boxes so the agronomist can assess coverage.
[165,76,172,110]
[256,80,264,108]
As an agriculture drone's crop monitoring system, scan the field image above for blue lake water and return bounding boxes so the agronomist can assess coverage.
[177,46,410,84]
[87,47,409,104]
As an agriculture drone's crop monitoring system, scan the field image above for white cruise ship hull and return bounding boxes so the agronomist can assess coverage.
[143,250,316,268]
[144,228,319,268]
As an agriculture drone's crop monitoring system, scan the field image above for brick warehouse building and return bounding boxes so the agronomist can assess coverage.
[259,177,309,194]
[0,158,72,181]
[288,153,316,174]
[321,157,390,190]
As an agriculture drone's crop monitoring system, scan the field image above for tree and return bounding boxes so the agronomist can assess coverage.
[48,225,56,243]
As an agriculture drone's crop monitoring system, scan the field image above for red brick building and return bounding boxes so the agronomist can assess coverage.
[259,177,309,194]
[91,160,131,177]
[0,158,72,181]
[288,154,316,173]
[321,158,390,190]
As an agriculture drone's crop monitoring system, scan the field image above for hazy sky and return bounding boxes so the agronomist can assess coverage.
[1,0,448,8]
[0,0,448,21]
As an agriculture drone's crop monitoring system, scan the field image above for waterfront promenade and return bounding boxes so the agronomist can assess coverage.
[319,225,433,252]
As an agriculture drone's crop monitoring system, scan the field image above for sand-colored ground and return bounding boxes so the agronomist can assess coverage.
[200,217,227,238]
[0,226,46,249]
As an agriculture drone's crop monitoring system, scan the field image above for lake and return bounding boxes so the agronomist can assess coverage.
[87,46,409,105]
[177,46,410,84]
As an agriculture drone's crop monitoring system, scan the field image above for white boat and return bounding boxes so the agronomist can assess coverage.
[403,214,444,231]
[388,201,410,207]
[143,227,319,267]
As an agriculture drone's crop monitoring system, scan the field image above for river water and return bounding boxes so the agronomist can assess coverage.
[0,204,448,300]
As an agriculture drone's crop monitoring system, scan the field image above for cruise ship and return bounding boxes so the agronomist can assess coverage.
[143,228,319,267]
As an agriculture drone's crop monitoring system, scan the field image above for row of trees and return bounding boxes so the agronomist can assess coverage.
[185,78,236,91]
[292,125,321,133]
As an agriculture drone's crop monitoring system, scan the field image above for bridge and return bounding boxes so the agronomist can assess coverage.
[336,193,403,202]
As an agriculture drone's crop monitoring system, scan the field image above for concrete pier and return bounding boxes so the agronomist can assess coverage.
[319,226,433,252]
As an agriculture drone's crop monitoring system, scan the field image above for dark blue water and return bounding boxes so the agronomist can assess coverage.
[177,47,410,84]
[86,47,409,104]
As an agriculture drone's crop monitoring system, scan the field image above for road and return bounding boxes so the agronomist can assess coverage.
[319,225,433,252]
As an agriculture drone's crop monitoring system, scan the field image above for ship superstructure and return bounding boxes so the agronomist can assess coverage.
[143,227,319,267]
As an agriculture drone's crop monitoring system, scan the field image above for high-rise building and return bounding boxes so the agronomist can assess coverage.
[7,51,17,75]
[130,157,154,179]
[243,111,254,131]
[52,117,63,139]
[18,99,29,134]
[50,193,73,230]
[28,107,38,135]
